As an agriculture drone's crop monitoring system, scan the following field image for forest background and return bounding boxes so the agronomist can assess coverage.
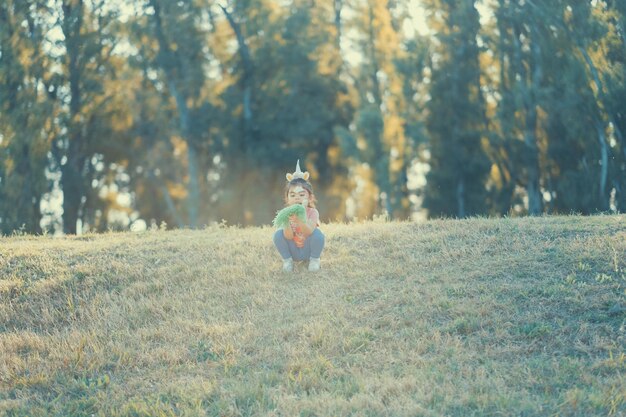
[1,0,625,235]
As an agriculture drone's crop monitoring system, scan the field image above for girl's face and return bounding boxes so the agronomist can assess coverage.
[287,185,310,206]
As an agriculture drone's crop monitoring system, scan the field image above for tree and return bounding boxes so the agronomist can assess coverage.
[423,0,490,218]
[501,0,625,214]
[544,1,614,213]
[215,0,353,224]
[0,1,54,234]
[349,0,411,219]
[142,0,212,228]
[52,0,125,233]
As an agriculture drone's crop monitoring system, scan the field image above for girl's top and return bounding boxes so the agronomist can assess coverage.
[289,207,320,248]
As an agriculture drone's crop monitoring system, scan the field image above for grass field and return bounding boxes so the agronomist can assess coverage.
[1,215,625,416]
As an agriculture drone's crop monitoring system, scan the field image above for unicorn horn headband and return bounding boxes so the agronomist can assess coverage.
[285,159,310,181]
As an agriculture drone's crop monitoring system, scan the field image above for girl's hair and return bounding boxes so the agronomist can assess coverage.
[284,178,316,208]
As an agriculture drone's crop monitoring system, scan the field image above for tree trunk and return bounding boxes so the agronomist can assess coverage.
[456,177,466,218]
[220,5,256,156]
[165,78,199,227]
[391,156,410,219]
[366,3,392,217]
[146,171,185,228]
[578,46,626,160]
[596,120,609,211]
[367,4,383,107]
[151,0,200,227]
[523,100,542,215]
[577,46,619,212]
[333,0,343,49]
[514,22,542,215]
[61,0,86,234]
[61,157,83,234]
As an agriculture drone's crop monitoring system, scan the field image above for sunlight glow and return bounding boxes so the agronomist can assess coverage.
[406,0,430,36]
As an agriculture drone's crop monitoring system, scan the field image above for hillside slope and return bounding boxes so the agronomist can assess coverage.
[1,215,625,416]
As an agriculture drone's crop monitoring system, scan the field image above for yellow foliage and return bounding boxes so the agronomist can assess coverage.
[170,135,188,158]
[327,145,341,165]
[273,32,286,46]
[489,163,503,189]
[352,163,380,219]
[166,181,188,200]
[314,45,341,76]
[4,157,15,176]
[111,110,134,132]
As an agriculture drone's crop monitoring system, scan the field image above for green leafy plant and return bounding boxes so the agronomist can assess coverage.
[273,204,306,228]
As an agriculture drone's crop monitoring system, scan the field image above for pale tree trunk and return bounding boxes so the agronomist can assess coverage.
[595,120,609,210]
[166,78,199,227]
[151,0,200,227]
[522,94,542,215]
[578,46,620,211]
[579,46,625,160]
[220,5,259,223]
[334,0,343,49]
[367,4,383,107]
[220,5,255,156]
[456,178,466,218]
[513,22,542,215]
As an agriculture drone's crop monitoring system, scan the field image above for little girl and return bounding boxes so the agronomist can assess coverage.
[273,161,325,272]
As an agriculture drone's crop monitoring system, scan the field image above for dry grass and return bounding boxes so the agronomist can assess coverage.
[1,215,625,416]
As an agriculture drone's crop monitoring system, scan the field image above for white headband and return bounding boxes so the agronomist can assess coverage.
[285,159,310,181]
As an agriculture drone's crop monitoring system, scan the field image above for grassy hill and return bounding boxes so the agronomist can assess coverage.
[1,215,625,416]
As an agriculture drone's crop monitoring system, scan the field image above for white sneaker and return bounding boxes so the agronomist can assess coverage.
[308,257,321,272]
[282,258,294,272]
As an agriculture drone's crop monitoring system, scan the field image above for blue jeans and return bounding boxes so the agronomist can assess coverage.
[273,228,325,261]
